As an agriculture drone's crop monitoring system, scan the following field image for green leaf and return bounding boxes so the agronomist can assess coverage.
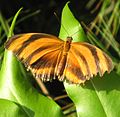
[116,63,120,75]
[8,7,23,38]
[0,52,64,117]
[0,12,9,35]
[0,8,64,117]
[0,99,27,117]
[65,72,120,117]
[59,2,120,117]
[59,2,87,42]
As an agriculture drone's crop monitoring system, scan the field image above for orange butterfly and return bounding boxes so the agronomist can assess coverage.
[5,33,113,84]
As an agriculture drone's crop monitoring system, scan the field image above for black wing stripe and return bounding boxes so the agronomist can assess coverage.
[103,52,113,72]
[72,47,91,77]
[5,35,22,49]
[82,43,102,75]
[14,34,43,56]
[31,50,61,81]
[24,44,63,66]
[24,45,53,65]
[69,51,86,80]
[30,48,62,69]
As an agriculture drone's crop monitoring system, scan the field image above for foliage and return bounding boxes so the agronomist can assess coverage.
[0,1,120,117]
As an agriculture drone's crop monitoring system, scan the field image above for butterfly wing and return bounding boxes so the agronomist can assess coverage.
[65,42,113,84]
[5,33,113,84]
[5,33,64,81]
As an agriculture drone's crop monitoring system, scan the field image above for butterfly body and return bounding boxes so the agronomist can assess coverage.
[56,37,72,81]
[5,33,113,84]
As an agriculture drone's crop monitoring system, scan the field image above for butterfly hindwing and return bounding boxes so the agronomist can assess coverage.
[30,49,63,81]
[65,50,87,84]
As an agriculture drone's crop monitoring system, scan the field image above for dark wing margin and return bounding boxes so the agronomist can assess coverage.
[5,33,63,51]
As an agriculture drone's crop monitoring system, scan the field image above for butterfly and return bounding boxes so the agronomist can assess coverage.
[5,33,113,84]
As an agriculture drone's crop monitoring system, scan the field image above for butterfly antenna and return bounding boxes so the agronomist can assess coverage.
[54,12,69,36]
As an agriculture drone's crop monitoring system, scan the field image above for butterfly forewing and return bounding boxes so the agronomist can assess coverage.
[5,33,64,81]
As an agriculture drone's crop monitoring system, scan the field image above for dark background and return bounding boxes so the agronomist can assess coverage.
[0,0,99,35]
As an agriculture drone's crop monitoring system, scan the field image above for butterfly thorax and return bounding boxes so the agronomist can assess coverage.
[56,37,72,81]
[63,37,72,55]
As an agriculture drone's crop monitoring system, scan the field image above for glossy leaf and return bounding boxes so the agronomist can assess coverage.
[59,2,87,42]
[60,2,120,117]
[65,72,120,117]
[0,52,64,117]
[0,99,27,117]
